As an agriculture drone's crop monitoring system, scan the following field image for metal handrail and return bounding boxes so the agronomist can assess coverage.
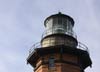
[77,42,89,52]
[29,40,89,55]
[41,27,77,39]
[29,42,41,54]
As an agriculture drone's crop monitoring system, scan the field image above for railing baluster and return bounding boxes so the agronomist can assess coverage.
[29,40,89,55]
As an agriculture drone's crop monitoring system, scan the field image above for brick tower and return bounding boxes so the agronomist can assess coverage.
[27,12,92,72]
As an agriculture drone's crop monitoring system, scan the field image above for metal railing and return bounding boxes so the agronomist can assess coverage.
[29,41,89,55]
[77,42,89,52]
[29,42,40,54]
[42,27,77,39]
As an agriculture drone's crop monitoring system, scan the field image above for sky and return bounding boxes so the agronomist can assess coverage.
[0,0,100,72]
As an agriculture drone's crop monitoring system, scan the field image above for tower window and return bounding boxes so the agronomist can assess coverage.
[48,57,55,68]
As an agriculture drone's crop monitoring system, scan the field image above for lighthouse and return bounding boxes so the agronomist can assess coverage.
[27,12,92,72]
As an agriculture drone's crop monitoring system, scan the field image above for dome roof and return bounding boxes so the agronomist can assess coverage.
[44,12,75,27]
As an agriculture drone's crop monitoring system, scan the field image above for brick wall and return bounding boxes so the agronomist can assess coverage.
[34,53,80,72]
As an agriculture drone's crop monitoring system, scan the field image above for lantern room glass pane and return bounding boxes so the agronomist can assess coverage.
[44,17,74,37]
[46,18,53,29]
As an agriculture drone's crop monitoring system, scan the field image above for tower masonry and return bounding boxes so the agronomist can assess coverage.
[27,12,92,72]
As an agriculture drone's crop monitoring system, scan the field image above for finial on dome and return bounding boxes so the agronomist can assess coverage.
[58,12,62,14]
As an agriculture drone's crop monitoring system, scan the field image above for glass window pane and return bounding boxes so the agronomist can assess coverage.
[49,58,55,68]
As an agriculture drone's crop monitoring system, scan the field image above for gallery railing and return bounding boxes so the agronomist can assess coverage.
[29,41,89,55]
[42,27,77,39]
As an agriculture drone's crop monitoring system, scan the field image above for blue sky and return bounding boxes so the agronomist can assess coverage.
[0,0,100,72]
